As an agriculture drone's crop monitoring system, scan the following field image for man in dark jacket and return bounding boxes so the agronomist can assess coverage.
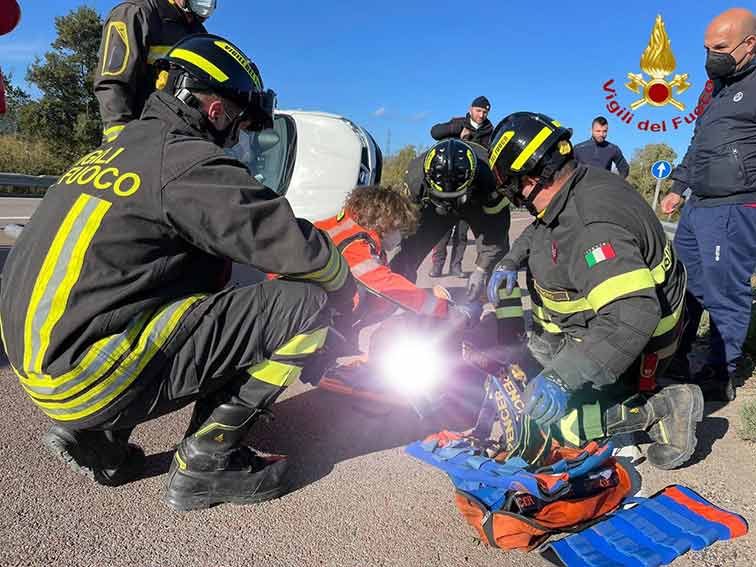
[429,96,494,277]
[573,116,629,177]
[661,7,756,396]
[94,0,214,142]
[488,112,703,470]
[0,35,355,511]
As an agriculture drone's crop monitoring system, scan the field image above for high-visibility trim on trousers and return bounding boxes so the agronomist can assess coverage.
[25,294,205,421]
[246,326,330,387]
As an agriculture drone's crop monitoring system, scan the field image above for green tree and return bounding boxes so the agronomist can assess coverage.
[19,6,103,161]
[627,143,678,207]
[0,73,31,135]
[382,145,418,188]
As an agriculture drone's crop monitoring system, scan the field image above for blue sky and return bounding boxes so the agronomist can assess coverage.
[0,0,748,164]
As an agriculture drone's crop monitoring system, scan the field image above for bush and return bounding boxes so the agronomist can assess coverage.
[0,135,67,176]
[738,399,756,442]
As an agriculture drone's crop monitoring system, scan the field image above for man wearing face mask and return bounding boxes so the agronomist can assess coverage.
[95,0,216,143]
[661,8,756,398]
[0,35,356,511]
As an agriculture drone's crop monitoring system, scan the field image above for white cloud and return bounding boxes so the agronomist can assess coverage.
[373,106,386,117]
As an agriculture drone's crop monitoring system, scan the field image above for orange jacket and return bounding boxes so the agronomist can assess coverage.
[316,211,449,318]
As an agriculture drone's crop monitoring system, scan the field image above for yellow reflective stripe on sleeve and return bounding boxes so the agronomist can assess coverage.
[559,409,581,446]
[539,294,591,315]
[483,197,509,215]
[498,287,522,300]
[146,45,171,64]
[586,268,656,312]
[102,124,125,142]
[653,295,685,337]
[274,327,328,357]
[495,306,524,319]
[650,241,673,284]
[247,360,301,387]
[34,197,111,375]
[511,126,552,172]
[170,48,229,82]
[532,305,562,334]
[299,239,349,292]
[35,295,205,421]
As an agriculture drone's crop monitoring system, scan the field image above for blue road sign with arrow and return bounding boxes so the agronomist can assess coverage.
[651,160,672,179]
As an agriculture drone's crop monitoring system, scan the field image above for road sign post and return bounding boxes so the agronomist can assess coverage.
[650,160,672,212]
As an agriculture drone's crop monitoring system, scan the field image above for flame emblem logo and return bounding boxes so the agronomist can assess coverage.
[625,15,691,110]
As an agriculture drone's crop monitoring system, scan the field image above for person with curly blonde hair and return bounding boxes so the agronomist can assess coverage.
[316,185,480,324]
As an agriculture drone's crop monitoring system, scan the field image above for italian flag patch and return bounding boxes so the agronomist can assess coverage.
[584,243,616,267]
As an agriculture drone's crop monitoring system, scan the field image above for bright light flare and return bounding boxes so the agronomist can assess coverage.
[378,336,443,396]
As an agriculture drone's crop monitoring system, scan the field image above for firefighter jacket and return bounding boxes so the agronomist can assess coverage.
[500,165,686,391]
[670,61,756,207]
[0,91,351,424]
[430,114,494,149]
[94,0,206,142]
[404,146,511,273]
[315,212,449,318]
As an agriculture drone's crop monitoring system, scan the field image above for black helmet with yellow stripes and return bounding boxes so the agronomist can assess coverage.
[155,33,276,133]
[422,139,478,214]
[488,112,574,215]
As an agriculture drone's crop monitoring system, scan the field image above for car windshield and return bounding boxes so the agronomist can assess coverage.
[227,114,295,195]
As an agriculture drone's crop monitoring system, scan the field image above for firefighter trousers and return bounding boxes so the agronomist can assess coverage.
[96,279,335,431]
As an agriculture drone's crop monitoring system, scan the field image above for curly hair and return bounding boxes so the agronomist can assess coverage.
[344,185,419,236]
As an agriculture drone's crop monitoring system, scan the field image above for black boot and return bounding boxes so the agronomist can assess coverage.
[449,263,464,278]
[693,363,736,402]
[43,425,145,486]
[164,403,288,512]
[605,384,704,470]
[429,264,444,278]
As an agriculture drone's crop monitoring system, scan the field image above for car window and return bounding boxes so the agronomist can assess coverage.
[227,115,295,196]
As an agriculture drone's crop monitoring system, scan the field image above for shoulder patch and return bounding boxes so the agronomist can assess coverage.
[584,242,616,267]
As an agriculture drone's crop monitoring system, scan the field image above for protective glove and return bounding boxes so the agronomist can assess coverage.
[325,272,357,331]
[487,261,518,304]
[466,266,488,302]
[448,301,483,329]
[523,371,571,429]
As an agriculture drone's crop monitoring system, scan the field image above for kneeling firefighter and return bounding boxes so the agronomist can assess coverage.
[390,139,525,344]
[486,112,704,470]
[0,34,356,510]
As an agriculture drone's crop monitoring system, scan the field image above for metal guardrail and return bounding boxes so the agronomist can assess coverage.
[0,172,58,189]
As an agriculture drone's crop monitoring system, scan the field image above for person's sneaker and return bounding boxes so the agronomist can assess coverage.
[449,265,464,278]
[43,425,145,486]
[429,265,444,278]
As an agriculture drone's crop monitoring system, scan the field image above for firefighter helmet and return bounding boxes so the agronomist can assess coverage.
[488,112,574,214]
[423,139,478,199]
[156,33,276,131]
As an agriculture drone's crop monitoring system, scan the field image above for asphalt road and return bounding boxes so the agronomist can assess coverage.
[1,211,754,567]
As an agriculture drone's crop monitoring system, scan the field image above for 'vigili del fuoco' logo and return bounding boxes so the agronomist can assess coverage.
[600,14,713,132]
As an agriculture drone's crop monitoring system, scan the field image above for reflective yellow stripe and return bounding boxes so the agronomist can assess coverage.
[102,124,125,139]
[582,402,604,440]
[498,287,522,300]
[247,360,301,387]
[274,328,328,357]
[23,195,106,375]
[540,294,591,315]
[532,305,562,334]
[559,409,581,446]
[299,240,349,292]
[170,48,229,82]
[496,306,524,319]
[35,295,204,421]
[483,197,509,215]
[650,241,673,285]
[100,21,130,77]
[34,197,111,374]
[174,451,187,470]
[586,268,655,312]
[511,126,552,171]
[146,45,171,64]
[653,295,684,337]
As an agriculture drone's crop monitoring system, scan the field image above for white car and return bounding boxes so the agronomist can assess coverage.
[230,110,383,222]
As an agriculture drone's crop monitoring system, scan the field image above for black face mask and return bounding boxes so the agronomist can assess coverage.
[208,109,244,148]
[706,36,752,80]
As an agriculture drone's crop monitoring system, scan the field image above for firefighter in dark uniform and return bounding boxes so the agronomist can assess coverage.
[0,34,355,511]
[390,138,525,343]
[487,112,704,470]
[94,0,214,143]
